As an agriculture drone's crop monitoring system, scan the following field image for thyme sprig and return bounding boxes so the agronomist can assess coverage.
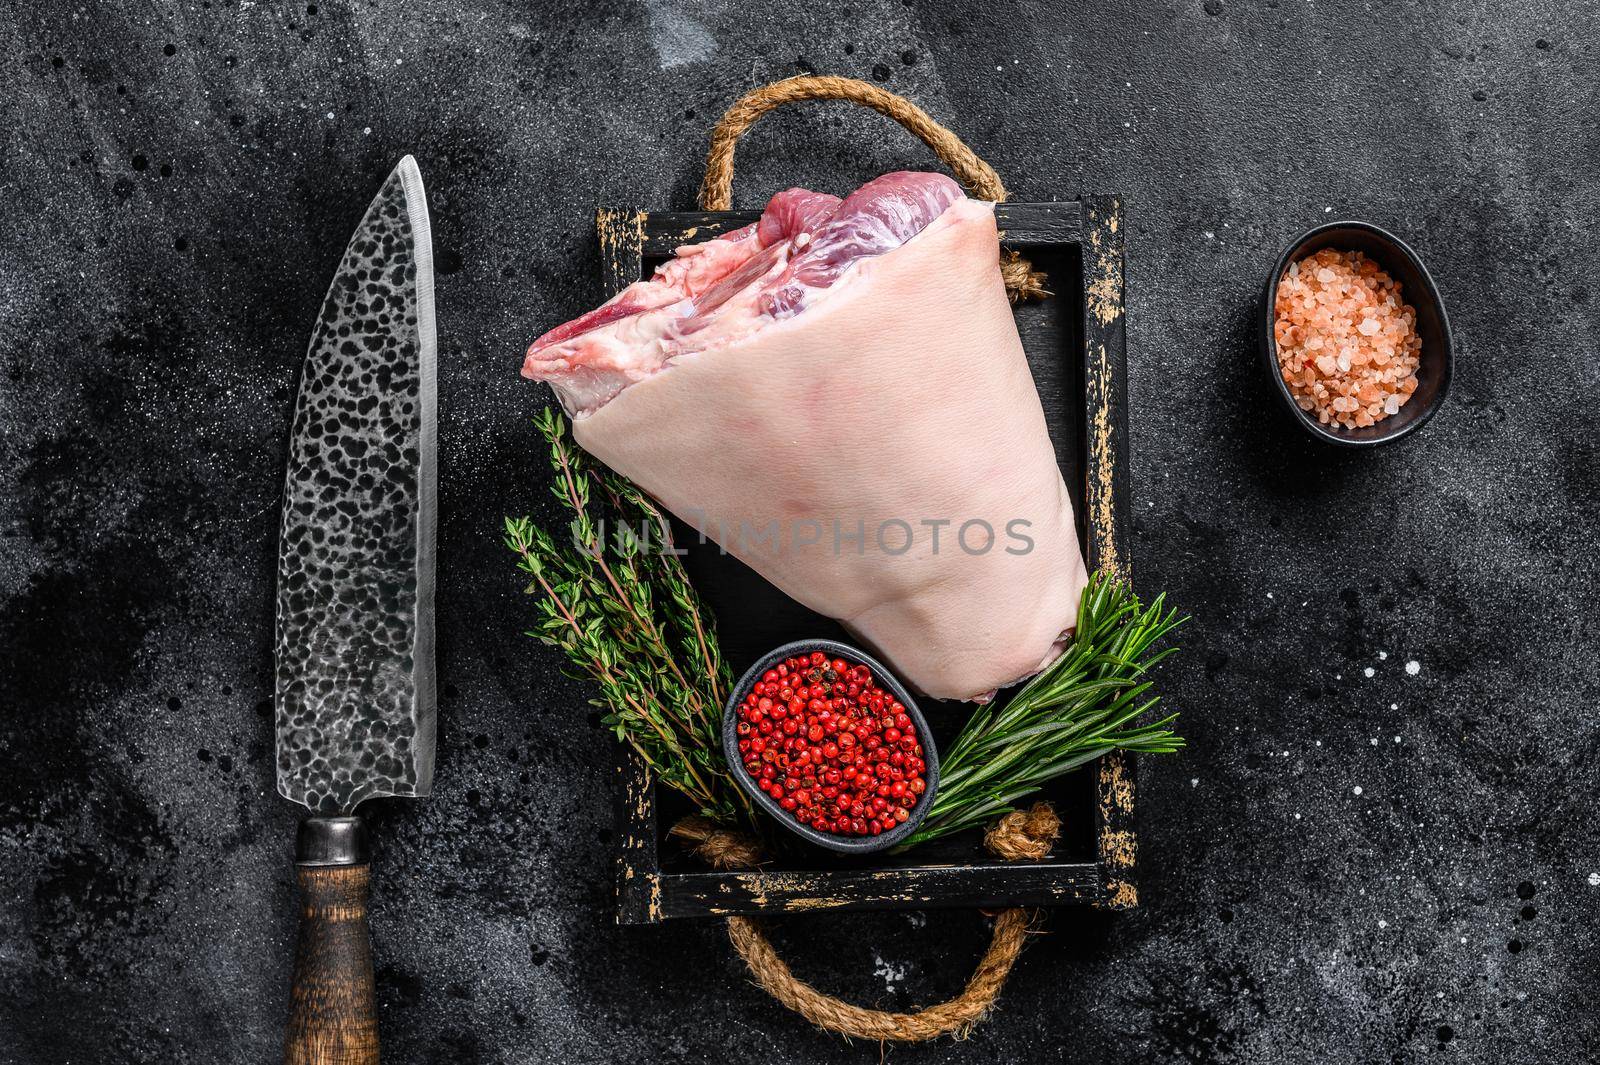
[901,574,1186,848]
[504,409,748,825]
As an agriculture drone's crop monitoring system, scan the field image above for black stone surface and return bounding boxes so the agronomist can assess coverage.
[2,2,1597,1062]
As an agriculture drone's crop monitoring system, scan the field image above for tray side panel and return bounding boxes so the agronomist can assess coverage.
[1081,195,1139,910]
[596,209,665,925]
[656,863,1105,920]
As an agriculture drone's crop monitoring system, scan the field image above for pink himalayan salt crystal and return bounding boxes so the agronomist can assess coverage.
[1273,248,1422,430]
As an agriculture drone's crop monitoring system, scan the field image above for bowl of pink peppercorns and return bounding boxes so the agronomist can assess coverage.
[724,640,938,854]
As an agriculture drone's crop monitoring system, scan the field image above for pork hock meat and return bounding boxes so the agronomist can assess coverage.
[522,172,1088,700]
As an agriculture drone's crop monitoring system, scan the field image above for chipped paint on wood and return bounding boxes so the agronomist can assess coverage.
[615,738,663,923]
[596,207,647,296]
[1097,753,1139,910]
[1088,395,1122,580]
[1087,275,1122,326]
[1099,829,1136,865]
[1085,213,1126,327]
[1100,754,1135,811]
[780,897,856,912]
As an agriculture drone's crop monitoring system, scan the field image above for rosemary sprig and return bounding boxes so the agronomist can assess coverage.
[504,409,748,825]
[901,573,1186,848]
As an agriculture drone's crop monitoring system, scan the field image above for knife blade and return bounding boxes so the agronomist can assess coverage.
[274,155,436,1065]
[276,154,437,814]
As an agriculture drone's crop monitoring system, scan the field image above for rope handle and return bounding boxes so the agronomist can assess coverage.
[699,76,1049,302]
[677,77,1059,1041]
[673,803,1061,1042]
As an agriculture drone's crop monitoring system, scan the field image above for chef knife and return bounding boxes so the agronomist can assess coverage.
[274,155,436,1065]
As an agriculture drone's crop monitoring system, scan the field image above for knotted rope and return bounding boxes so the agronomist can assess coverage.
[699,75,1050,302]
[984,802,1064,862]
[671,801,1060,1042]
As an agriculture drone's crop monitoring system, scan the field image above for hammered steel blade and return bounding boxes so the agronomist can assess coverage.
[275,156,437,815]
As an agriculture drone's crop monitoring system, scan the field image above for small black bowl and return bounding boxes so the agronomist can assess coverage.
[1262,220,1453,447]
[722,639,939,855]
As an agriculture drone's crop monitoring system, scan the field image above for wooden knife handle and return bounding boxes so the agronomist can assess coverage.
[285,817,378,1065]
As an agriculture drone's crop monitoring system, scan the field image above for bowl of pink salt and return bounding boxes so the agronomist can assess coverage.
[1263,221,1452,446]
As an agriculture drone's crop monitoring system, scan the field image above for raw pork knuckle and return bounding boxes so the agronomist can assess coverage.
[522,172,1088,700]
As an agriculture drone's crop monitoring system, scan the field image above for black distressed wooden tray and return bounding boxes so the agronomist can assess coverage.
[596,197,1134,923]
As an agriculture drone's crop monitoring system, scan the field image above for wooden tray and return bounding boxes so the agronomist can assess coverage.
[595,197,1134,923]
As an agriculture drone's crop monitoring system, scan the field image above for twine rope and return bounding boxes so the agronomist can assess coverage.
[671,801,1060,1042]
[699,75,1049,302]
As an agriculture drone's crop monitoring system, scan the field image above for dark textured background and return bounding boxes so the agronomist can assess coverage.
[2,1,1597,1062]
